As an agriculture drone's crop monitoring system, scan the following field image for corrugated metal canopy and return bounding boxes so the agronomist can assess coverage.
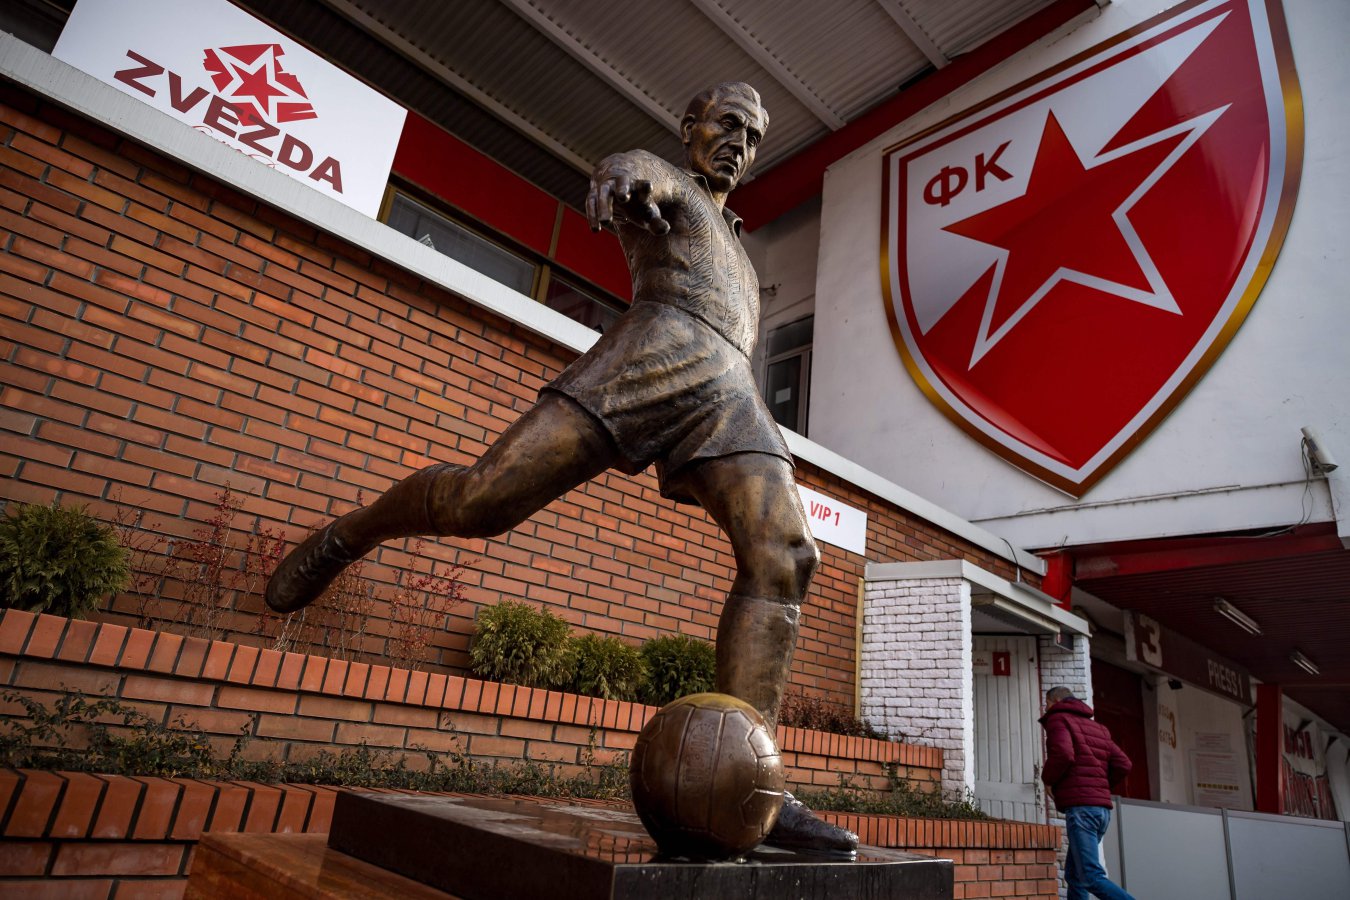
[231,0,1068,208]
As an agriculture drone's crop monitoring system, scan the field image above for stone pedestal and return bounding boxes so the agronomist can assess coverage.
[327,792,953,900]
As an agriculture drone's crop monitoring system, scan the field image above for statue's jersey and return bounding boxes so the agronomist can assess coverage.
[610,151,760,357]
[545,151,790,504]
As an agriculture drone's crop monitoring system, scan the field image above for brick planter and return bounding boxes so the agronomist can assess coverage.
[0,609,935,794]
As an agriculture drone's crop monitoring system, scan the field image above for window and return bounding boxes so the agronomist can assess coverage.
[763,315,813,433]
[543,275,621,334]
[383,189,625,335]
[386,193,535,296]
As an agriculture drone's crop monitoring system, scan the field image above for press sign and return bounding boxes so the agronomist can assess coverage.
[796,485,867,555]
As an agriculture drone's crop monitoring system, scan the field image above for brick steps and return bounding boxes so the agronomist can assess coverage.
[0,608,1060,896]
[0,769,1059,899]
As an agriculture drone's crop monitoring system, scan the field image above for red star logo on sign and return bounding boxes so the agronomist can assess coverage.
[944,112,1190,363]
[202,43,317,126]
[882,0,1302,495]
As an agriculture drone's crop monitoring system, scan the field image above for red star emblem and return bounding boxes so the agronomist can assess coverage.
[230,60,288,124]
[944,111,1189,366]
[883,0,1300,494]
[202,43,317,126]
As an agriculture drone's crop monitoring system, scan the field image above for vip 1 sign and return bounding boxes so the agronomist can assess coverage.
[53,0,406,217]
[796,485,867,555]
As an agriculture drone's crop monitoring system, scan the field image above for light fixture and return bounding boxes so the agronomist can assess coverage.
[1290,650,1320,677]
[1301,426,1339,473]
[1214,598,1261,635]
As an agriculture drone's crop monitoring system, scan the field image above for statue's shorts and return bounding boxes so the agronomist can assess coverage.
[544,301,792,504]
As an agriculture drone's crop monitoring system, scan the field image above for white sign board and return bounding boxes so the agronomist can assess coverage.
[796,485,867,555]
[1190,750,1246,810]
[972,650,992,677]
[53,0,405,217]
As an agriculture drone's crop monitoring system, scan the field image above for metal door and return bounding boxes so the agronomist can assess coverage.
[972,635,1044,822]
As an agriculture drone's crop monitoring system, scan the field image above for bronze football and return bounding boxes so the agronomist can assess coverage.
[629,692,785,860]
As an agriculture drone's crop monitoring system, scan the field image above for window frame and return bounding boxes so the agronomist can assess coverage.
[379,183,627,334]
[762,314,814,435]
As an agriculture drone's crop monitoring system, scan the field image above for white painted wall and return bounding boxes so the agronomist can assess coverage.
[743,196,821,400]
[860,574,975,798]
[790,0,1350,549]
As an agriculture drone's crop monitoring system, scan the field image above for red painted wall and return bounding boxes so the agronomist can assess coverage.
[392,112,631,301]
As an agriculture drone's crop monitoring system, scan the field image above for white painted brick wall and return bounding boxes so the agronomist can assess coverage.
[860,576,973,798]
[863,565,1092,898]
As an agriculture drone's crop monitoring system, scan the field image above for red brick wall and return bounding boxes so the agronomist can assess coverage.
[835,812,1062,899]
[0,610,938,797]
[0,82,1028,709]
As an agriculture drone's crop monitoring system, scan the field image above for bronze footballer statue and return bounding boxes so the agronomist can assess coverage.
[266,82,858,855]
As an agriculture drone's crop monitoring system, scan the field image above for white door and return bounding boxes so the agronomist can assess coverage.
[972,635,1044,822]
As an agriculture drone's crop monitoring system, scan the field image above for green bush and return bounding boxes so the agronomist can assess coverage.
[0,502,129,619]
[797,769,989,820]
[0,690,221,777]
[470,600,574,688]
[637,634,716,706]
[566,634,645,701]
[0,689,629,800]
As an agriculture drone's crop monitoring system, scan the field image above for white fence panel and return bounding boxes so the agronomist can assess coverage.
[1227,810,1350,900]
[1113,800,1230,900]
[1110,798,1350,900]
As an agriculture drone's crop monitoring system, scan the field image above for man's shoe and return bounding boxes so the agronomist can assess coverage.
[764,792,859,855]
[265,522,361,614]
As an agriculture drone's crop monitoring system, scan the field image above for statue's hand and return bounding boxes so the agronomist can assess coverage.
[587,174,670,236]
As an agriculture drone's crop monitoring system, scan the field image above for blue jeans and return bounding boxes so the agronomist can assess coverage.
[1064,806,1135,900]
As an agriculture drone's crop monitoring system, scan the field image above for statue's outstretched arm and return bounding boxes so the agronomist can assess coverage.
[586,150,678,236]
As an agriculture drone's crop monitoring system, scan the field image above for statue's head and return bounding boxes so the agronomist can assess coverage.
[681,82,768,193]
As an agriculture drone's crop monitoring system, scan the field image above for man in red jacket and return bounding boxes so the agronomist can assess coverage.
[1040,686,1137,900]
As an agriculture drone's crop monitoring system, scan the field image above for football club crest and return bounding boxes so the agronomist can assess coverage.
[881,0,1302,495]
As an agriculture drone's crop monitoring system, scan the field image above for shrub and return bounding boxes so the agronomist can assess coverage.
[265,558,377,663]
[470,600,574,688]
[637,634,715,706]
[0,689,628,800]
[171,486,285,642]
[0,689,223,777]
[566,634,645,701]
[0,502,130,619]
[386,541,469,671]
[797,769,989,820]
[778,690,890,740]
